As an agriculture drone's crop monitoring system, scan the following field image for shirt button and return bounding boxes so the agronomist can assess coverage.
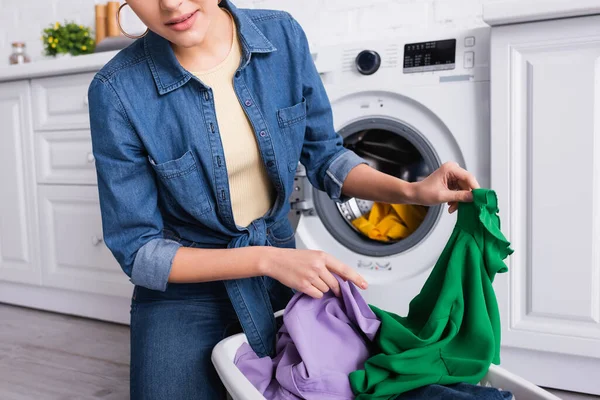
[204,91,210,101]
[235,71,241,78]
[259,130,266,137]
[267,161,274,167]
[245,99,252,107]
[210,123,215,133]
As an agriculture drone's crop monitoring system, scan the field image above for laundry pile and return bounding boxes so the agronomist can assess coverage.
[234,189,514,400]
[351,203,428,242]
[234,273,379,399]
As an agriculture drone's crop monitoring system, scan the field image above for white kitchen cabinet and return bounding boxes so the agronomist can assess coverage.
[487,11,600,394]
[35,129,97,185]
[31,73,95,131]
[0,70,132,325]
[37,185,131,298]
[0,81,40,285]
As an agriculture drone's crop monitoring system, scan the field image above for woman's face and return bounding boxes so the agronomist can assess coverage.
[126,0,221,48]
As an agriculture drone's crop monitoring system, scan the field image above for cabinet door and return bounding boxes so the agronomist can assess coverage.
[491,14,600,394]
[37,185,132,298]
[0,81,40,285]
[34,129,97,185]
[31,73,95,131]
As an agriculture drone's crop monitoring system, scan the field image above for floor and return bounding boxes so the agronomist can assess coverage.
[0,303,129,400]
[0,303,598,400]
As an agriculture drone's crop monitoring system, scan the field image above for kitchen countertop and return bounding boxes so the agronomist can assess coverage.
[0,41,319,83]
[0,50,119,83]
[483,0,600,26]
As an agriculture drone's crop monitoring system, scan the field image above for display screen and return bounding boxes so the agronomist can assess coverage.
[403,39,456,73]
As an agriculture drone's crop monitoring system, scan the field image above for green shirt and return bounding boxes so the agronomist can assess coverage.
[349,189,514,399]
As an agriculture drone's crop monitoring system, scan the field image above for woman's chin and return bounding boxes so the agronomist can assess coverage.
[164,30,208,49]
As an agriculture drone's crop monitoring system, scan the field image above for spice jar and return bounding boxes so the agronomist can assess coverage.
[9,42,31,65]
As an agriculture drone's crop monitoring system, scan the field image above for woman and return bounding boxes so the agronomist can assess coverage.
[88,0,480,398]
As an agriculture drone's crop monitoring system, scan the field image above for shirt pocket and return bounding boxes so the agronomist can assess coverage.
[148,150,212,217]
[266,217,296,248]
[276,97,307,172]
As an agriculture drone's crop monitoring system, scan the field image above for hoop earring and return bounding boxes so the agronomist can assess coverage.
[116,3,149,39]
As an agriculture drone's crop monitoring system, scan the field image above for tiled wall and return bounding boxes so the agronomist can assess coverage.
[0,0,503,65]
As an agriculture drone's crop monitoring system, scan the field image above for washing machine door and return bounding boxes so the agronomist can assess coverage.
[290,90,465,316]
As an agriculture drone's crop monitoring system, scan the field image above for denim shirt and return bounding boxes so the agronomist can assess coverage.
[88,0,365,357]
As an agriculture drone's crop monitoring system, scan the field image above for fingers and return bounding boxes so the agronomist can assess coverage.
[436,163,480,206]
[304,275,338,299]
[303,285,324,299]
[451,190,473,203]
[448,163,480,190]
[439,189,472,204]
[324,253,368,290]
[318,270,341,297]
[310,274,336,296]
[448,202,458,213]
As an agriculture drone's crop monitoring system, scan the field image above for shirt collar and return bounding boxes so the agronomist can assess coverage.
[143,0,276,95]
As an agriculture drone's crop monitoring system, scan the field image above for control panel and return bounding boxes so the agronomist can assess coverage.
[357,259,392,271]
[463,35,476,69]
[355,50,382,75]
[403,38,456,73]
[314,27,490,83]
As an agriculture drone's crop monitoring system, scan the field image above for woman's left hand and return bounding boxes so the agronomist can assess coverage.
[410,161,480,213]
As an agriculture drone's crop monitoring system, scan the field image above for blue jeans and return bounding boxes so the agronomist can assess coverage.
[129,281,242,399]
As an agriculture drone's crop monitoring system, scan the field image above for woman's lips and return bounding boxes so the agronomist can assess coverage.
[165,11,198,32]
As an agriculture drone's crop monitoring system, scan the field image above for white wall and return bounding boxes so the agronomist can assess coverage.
[0,0,499,64]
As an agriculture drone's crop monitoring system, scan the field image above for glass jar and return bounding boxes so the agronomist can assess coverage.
[9,42,31,65]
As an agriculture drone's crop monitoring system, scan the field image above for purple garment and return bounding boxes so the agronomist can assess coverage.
[234,275,381,399]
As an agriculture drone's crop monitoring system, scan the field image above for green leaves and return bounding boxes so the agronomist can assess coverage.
[41,21,95,57]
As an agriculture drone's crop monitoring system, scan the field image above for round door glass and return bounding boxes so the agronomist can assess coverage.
[312,118,443,257]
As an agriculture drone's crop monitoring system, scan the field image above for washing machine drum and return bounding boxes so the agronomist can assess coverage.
[347,128,431,183]
[311,118,443,258]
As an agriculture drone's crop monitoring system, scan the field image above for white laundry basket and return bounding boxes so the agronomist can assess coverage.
[211,313,560,400]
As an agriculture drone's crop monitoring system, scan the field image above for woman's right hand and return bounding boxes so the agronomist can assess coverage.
[260,247,368,299]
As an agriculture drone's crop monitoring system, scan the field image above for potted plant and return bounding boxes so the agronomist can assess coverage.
[42,21,95,57]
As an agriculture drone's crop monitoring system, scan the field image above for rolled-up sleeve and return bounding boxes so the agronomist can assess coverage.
[290,17,367,203]
[88,77,181,291]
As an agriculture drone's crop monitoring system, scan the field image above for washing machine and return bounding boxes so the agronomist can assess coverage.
[289,28,491,316]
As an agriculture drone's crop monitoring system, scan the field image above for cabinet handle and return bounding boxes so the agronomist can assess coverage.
[83,95,89,106]
[87,152,95,163]
[92,235,103,246]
